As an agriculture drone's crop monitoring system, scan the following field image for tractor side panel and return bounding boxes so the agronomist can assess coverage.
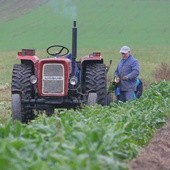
[38,59,71,97]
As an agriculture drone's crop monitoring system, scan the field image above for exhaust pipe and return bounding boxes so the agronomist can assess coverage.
[72,21,77,76]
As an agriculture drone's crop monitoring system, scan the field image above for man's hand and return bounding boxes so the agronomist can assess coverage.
[114,76,120,83]
[122,76,128,80]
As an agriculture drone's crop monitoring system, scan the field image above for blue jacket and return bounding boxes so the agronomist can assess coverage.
[114,55,140,91]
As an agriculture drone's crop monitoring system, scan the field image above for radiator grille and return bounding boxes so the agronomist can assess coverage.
[42,63,64,94]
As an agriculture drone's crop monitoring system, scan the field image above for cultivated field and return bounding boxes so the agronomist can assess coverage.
[0,0,170,170]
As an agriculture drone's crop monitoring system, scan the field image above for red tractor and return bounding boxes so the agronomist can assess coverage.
[11,21,112,123]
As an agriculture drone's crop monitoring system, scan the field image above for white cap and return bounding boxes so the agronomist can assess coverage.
[119,46,130,53]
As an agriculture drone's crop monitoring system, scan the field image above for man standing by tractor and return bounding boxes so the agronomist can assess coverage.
[114,46,140,102]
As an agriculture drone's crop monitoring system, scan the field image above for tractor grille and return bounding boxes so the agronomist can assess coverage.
[42,63,64,94]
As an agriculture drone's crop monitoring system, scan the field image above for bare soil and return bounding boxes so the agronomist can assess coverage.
[130,118,170,170]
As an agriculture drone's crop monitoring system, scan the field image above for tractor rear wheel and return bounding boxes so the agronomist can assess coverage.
[84,63,107,105]
[11,64,34,123]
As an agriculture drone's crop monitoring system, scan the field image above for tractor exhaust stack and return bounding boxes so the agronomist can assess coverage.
[72,21,77,75]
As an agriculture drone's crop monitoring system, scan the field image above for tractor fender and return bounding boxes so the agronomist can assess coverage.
[80,55,103,65]
[17,54,39,64]
[80,55,103,75]
[17,52,39,77]
[17,49,39,65]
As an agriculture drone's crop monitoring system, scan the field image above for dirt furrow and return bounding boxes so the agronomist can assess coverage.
[130,118,170,170]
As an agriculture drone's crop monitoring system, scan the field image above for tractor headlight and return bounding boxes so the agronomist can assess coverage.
[30,75,37,84]
[70,76,78,85]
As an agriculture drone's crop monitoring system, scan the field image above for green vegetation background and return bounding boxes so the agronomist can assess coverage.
[0,0,170,84]
[0,1,170,169]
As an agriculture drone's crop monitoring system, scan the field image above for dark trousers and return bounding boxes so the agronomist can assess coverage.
[117,91,135,102]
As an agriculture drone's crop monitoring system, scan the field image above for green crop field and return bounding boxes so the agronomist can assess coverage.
[0,81,170,170]
[0,1,170,169]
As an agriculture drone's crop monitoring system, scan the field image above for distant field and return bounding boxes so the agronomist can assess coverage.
[0,0,170,50]
[0,0,170,84]
[0,0,46,21]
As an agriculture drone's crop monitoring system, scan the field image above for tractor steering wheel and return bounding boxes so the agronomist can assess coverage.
[47,45,69,57]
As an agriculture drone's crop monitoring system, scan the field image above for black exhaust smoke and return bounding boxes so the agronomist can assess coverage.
[72,21,77,76]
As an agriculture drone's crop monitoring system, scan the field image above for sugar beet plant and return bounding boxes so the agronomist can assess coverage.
[0,81,170,170]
